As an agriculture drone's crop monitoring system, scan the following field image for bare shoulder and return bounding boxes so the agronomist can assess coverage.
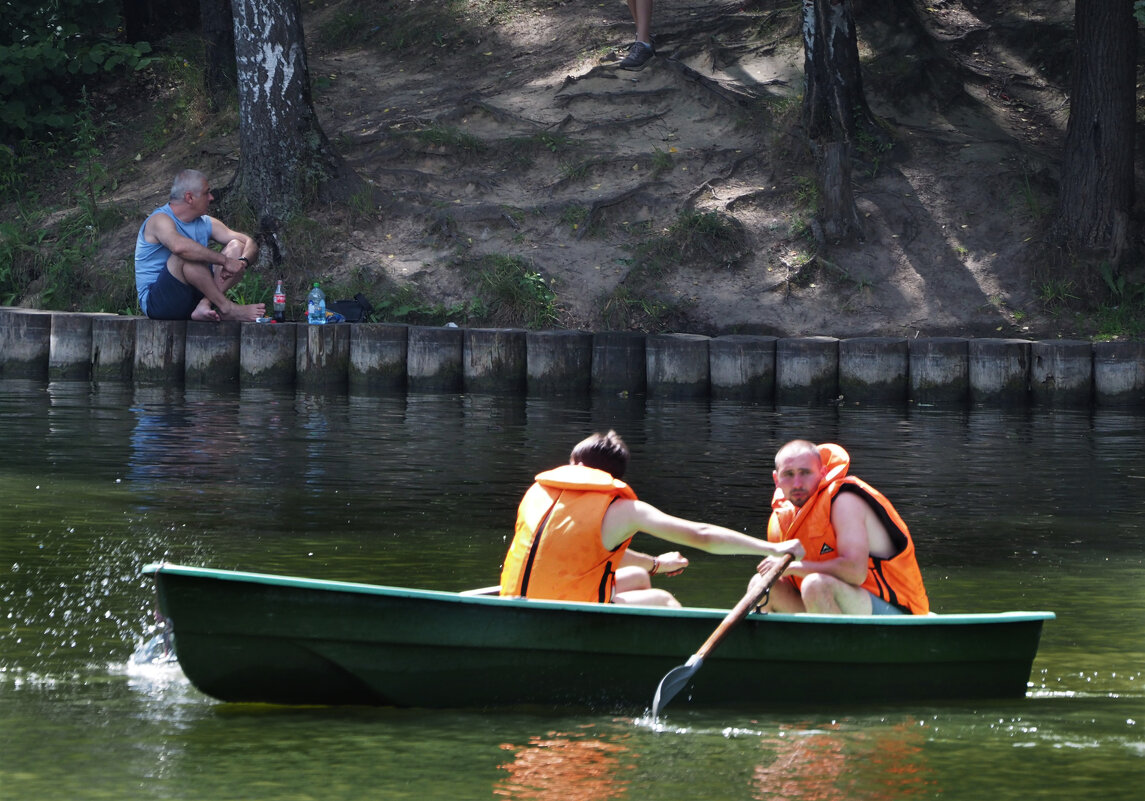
[603,497,641,527]
[143,210,176,243]
[600,497,647,549]
[831,490,870,519]
[832,489,895,557]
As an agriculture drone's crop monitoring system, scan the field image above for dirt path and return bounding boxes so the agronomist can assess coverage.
[103,0,1082,338]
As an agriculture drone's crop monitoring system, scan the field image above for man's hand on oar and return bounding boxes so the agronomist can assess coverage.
[651,554,793,719]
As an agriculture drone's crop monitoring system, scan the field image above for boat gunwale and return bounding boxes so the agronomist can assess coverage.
[143,562,1056,626]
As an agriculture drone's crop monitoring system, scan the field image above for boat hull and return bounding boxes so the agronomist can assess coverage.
[143,563,1053,710]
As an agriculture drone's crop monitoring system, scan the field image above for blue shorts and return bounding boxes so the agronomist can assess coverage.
[868,592,907,615]
[145,267,204,320]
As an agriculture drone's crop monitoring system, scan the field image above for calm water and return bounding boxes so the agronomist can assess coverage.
[1,379,1142,800]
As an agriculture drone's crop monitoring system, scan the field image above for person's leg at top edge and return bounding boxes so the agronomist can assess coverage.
[619,0,655,71]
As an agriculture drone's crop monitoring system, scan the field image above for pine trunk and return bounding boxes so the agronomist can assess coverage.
[802,0,870,242]
[1052,0,1136,264]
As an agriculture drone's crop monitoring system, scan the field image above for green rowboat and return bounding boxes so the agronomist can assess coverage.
[142,562,1054,710]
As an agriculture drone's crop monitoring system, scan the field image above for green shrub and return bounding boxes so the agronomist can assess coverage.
[1,1,152,140]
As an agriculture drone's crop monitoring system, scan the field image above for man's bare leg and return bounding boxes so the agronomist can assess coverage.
[168,242,264,322]
[614,588,681,607]
[798,573,874,615]
[754,577,805,613]
[614,566,680,607]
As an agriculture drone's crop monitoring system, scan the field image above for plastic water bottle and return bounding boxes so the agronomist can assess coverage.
[307,282,326,325]
[273,280,286,323]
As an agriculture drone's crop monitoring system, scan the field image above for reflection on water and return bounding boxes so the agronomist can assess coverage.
[496,732,634,800]
[752,721,935,800]
[1,379,1144,801]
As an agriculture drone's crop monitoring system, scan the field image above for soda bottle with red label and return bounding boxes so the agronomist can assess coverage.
[273,280,286,323]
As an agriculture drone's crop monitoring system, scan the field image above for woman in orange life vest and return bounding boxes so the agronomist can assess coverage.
[500,430,803,606]
[760,439,930,615]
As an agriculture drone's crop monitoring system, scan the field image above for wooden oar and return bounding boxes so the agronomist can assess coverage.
[651,553,793,718]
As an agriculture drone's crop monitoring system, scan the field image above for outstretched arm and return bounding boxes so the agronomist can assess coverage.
[620,548,688,576]
[602,499,805,560]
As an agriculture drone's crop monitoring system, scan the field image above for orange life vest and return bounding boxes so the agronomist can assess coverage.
[767,444,930,614]
[500,464,638,603]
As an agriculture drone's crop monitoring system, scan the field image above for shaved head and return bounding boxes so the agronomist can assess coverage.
[775,439,820,470]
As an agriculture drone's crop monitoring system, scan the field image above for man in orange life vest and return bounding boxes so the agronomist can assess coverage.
[500,430,803,606]
[760,439,929,615]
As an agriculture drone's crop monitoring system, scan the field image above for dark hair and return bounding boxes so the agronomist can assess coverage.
[570,430,630,479]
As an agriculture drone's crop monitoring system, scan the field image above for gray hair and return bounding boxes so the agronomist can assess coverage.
[170,169,208,201]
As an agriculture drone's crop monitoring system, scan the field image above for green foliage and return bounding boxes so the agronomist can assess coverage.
[72,90,114,220]
[854,120,893,178]
[793,175,819,211]
[227,272,274,307]
[1037,278,1078,312]
[559,205,589,233]
[141,38,218,147]
[371,283,479,326]
[558,159,593,183]
[0,0,153,140]
[0,88,130,312]
[601,284,676,332]
[413,125,485,156]
[1088,262,1145,339]
[606,211,745,331]
[538,133,572,153]
[455,253,559,328]
[1098,262,1145,305]
[631,210,747,278]
[651,146,674,173]
[501,132,577,170]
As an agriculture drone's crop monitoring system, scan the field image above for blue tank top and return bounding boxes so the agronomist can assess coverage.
[134,205,213,315]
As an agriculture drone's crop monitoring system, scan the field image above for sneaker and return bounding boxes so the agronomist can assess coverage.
[619,41,655,71]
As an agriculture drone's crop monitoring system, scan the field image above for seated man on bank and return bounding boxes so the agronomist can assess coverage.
[500,430,803,606]
[134,168,265,322]
[761,439,929,615]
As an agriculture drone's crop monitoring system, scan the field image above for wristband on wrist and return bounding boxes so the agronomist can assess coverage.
[238,257,249,265]
[650,557,660,575]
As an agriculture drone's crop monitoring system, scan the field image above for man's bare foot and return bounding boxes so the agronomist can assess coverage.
[191,301,221,322]
[218,303,265,322]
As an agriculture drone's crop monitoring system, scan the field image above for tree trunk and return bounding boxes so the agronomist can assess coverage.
[200,0,236,109]
[1052,0,1137,265]
[229,0,363,256]
[802,0,871,242]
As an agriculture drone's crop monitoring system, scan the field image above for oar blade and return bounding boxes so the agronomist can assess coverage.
[649,554,793,719]
[651,656,702,718]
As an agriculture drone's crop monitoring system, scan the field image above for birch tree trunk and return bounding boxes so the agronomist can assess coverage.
[802,0,875,243]
[229,0,362,247]
[1052,0,1136,266]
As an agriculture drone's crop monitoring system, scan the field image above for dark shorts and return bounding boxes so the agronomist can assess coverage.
[145,268,204,320]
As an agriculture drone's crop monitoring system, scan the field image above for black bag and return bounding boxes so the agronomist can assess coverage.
[326,293,374,322]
